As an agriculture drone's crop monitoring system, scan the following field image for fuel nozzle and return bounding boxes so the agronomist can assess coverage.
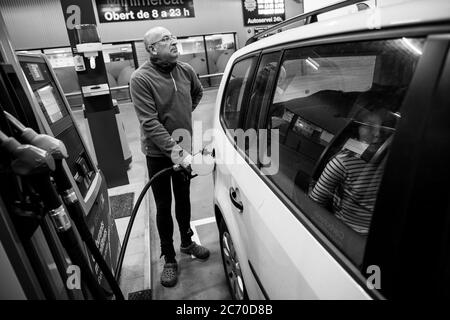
[1,129,61,211]
[3,111,72,192]
[22,127,68,160]
[172,163,184,172]
[4,111,68,160]
[0,130,55,176]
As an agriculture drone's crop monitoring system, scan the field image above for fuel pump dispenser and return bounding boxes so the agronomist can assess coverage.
[16,53,122,292]
[0,12,123,298]
[0,130,109,300]
[4,112,124,300]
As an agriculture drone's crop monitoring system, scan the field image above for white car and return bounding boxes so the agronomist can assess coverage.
[212,0,450,299]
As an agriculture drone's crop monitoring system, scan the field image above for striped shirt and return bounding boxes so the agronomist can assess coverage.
[309,149,385,235]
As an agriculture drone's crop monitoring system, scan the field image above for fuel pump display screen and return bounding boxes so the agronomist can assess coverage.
[27,63,45,81]
[36,85,64,123]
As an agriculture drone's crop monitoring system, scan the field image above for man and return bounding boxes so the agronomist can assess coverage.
[130,26,209,288]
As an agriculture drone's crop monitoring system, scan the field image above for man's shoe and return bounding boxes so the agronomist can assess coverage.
[180,241,210,260]
[160,262,178,287]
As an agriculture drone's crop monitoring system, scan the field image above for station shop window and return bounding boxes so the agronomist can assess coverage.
[177,33,237,88]
[176,36,209,87]
[133,41,149,68]
[258,38,425,267]
[102,43,136,102]
[205,34,236,86]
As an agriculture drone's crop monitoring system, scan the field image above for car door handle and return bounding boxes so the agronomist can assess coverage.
[229,187,243,212]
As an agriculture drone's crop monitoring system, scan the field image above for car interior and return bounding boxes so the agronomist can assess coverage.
[256,40,418,266]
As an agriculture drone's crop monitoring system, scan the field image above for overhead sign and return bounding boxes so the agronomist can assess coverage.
[242,0,285,26]
[95,0,195,23]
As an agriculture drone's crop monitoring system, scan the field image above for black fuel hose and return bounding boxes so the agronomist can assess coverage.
[61,182,125,300]
[115,166,175,282]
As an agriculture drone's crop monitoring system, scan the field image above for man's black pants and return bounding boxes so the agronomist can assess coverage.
[146,156,192,258]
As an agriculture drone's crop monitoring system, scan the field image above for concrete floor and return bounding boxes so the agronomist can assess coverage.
[72,88,231,300]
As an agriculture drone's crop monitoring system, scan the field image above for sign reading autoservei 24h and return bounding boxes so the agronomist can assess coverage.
[242,0,285,26]
[95,0,195,23]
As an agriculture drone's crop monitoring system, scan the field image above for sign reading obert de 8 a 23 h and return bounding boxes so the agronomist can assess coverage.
[242,0,285,26]
[96,0,195,23]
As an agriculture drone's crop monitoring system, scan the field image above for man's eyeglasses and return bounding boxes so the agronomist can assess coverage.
[151,35,177,46]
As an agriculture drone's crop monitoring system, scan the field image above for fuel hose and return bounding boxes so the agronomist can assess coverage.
[115,166,176,281]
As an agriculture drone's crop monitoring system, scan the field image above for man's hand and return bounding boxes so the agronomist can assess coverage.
[180,153,193,172]
[175,153,192,181]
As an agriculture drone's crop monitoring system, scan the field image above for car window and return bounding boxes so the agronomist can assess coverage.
[221,57,257,130]
[244,53,281,130]
[242,52,281,163]
[261,38,425,267]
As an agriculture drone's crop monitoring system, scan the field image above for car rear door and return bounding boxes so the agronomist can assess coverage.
[235,48,373,299]
[231,33,431,299]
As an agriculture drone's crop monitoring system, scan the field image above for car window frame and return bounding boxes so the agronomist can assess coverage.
[239,51,284,164]
[219,52,260,133]
[242,51,284,132]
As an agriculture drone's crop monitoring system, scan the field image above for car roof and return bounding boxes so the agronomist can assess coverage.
[235,0,450,58]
